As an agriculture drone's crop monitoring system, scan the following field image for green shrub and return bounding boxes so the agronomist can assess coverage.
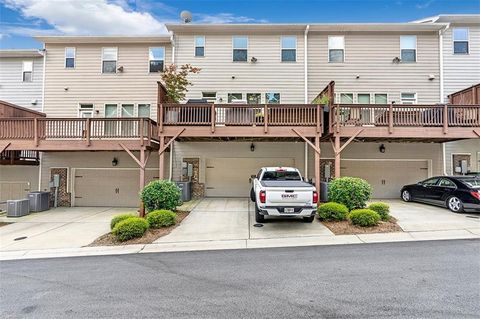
[112,217,149,241]
[348,209,380,227]
[317,202,349,221]
[146,210,177,228]
[110,214,137,230]
[140,180,182,213]
[328,177,372,211]
[368,202,390,221]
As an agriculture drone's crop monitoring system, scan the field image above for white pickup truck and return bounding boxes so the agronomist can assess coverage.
[250,167,318,223]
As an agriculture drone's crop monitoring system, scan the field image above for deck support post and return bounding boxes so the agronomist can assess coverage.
[159,136,165,180]
[334,136,341,178]
[314,135,321,195]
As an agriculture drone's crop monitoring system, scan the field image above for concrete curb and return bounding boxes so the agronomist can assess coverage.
[1,229,479,261]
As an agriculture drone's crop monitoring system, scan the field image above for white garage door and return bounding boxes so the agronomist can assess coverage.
[74,169,159,207]
[340,160,429,199]
[205,157,295,197]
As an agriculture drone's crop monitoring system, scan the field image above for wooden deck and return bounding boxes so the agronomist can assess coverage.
[0,117,159,151]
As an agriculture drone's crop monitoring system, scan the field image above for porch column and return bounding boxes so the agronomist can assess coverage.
[334,135,341,178]
[159,136,165,180]
[139,147,145,190]
[314,135,321,194]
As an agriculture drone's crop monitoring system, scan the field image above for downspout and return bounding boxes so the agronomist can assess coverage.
[304,25,310,180]
[439,24,449,176]
[38,44,46,190]
[170,33,175,64]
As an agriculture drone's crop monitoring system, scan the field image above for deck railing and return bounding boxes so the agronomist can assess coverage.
[330,104,480,133]
[0,118,158,145]
[160,103,322,133]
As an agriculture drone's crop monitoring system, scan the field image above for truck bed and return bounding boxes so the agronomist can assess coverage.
[260,181,314,188]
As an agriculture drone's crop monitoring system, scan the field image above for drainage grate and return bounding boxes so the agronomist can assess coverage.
[465,215,479,219]
[253,223,264,227]
[14,236,27,241]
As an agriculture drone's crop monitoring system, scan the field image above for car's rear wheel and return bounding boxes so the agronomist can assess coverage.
[303,216,314,223]
[401,190,411,202]
[447,196,464,213]
[250,188,255,202]
[255,205,265,223]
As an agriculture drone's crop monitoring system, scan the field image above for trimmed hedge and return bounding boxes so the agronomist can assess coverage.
[368,202,390,221]
[317,202,349,221]
[348,209,380,227]
[112,217,149,241]
[146,210,177,228]
[110,214,137,230]
[328,177,372,211]
[140,180,182,213]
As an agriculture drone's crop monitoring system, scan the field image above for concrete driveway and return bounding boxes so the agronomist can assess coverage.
[0,207,135,251]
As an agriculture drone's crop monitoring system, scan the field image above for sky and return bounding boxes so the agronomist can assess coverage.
[0,0,479,49]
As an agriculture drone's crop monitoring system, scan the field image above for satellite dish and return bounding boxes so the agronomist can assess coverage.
[180,11,192,23]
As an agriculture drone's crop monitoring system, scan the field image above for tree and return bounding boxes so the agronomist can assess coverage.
[161,64,201,103]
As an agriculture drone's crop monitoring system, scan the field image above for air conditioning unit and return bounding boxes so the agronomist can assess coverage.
[7,199,30,217]
[28,191,50,212]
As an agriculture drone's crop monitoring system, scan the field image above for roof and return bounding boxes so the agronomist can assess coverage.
[34,35,171,44]
[0,49,43,58]
[413,14,480,24]
[166,22,447,33]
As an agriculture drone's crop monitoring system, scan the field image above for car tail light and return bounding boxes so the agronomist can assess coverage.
[313,191,319,204]
[259,191,266,203]
[470,191,480,201]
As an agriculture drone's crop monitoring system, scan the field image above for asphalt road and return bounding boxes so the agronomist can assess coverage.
[1,240,479,319]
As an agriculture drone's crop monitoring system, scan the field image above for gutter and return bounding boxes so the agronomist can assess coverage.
[304,25,310,103]
[40,45,46,113]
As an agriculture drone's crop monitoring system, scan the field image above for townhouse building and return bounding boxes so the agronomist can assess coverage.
[0,16,478,207]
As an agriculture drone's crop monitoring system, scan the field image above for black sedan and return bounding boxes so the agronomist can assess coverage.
[401,176,480,213]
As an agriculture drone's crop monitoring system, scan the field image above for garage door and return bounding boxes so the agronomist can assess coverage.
[205,158,295,197]
[74,169,159,207]
[340,160,429,199]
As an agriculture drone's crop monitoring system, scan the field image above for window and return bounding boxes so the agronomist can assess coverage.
[453,28,469,54]
[438,178,456,188]
[340,93,353,104]
[328,36,344,63]
[228,93,243,103]
[149,47,165,72]
[281,36,296,62]
[22,61,33,82]
[138,104,150,118]
[400,36,416,62]
[374,94,388,104]
[195,36,205,57]
[102,47,117,73]
[357,94,371,104]
[121,104,134,117]
[105,104,118,117]
[401,93,417,104]
[265,93,280,104]
[65,47,75,68]
[422,178,439,186]
[78,104,93,118]
[247,93,261,104]
[202,92,217,103]
[233,36,248,62]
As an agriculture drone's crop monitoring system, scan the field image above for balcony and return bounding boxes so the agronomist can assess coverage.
[158,103,323,138]
[0,118,159,151]
[330,104,480,140]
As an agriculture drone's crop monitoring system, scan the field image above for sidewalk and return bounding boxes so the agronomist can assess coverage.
[1,228,478,261]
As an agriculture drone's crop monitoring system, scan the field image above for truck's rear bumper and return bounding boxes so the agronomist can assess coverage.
[259,206,317,217]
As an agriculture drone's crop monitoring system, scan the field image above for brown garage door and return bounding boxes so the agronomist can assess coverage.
[74,169,159,207]
[205,158,295,197]
[340,160,429,199]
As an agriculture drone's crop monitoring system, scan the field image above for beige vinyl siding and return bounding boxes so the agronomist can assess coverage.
[0,57,43,111]
[39,152,169,193]
[174,32,305,103]
[307,32,440,103]
[444,139,480,175]
[43,42,171,119]
[443,24,480,98]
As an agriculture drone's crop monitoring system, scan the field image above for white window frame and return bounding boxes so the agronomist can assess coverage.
[373,93,389,104]
[452,28,470,55]
[104,103,119,117]
[202,92,217,103]
[328,36,345,63]
[148,47,165,73]
[335,93,354,104]
[137,104,151,118]
[101,47,118,74]
[357,93,371,104]
[227,93,244,103]
[400,35,417,63]
[265,92,281,104]
[78,103,94,118]
[280,36,297,62]
[400,92,417,104]
[22,60,33,82]
[194,36,205,57]
[232,36,248,62]
[65,47,75,69]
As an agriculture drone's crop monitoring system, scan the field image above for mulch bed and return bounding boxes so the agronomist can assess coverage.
[320,217,403,235]
[0,222,12,228]
[87,211,189,247]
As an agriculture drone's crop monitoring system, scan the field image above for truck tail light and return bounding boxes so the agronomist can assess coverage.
[259,191,266,203]
[313,191,319,204]
[471,191,480,201]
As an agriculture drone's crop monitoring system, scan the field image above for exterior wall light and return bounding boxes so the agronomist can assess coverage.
[379,144,386,153]
[112,157,118,166]
[250,143,255,152]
